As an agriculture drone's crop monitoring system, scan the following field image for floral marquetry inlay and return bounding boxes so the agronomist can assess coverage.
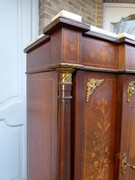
[89,48,109,62]
[86,78,104,102]
[86,98,111,180]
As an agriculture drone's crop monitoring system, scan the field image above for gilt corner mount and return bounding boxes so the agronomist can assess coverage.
[86,78,104,102]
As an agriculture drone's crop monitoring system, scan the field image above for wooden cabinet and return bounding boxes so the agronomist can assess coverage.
[25,17,135,180]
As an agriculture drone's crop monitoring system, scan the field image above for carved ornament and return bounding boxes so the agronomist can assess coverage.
[121,152,135,175]
[86,78,104,102]
[127,81,135,102]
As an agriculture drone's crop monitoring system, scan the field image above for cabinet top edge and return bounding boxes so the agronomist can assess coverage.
[24,35,50,53]
[26,63,135,75]
[43,17,90,35]
[24,16,135,53]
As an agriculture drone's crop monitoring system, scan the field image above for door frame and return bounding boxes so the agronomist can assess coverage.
[22,0,39,179]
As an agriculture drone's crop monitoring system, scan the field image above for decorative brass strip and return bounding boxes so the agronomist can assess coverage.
[121,153,128,175]
[86,78,104,102]
[50,63,121,73]
[127,81,135,102]
[27,63,135,74]
[121,153,135,175]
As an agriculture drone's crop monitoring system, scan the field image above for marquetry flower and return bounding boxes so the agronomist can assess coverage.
[96,98,108,114]
[102,98,108,106]
[90,51,95,58]
[105,147,110,156]
[97,174,104,180]
[94,161,99,168]
[101,50,108,62]
[104,162,109,168]
[93,141,95,146]
[105,147,108,153]
[91,152,96,158]
[70,44,75,52]
[97,98,107,107]
[97,100,101,106]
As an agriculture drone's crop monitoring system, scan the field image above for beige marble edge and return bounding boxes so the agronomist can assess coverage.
[90,25,135,41]
[26,11,135,48]
[26,33,45,47]
[51,10,82,23]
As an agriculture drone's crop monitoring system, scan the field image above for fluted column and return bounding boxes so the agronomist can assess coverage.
[56,68,74,180]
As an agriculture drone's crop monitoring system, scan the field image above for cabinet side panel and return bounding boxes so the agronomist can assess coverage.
[82,72,117,180]
[27,41,51,72]
[27,71,57,180]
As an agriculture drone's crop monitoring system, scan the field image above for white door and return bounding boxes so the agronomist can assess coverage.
[103,3,135,33]
[0,0,39,179]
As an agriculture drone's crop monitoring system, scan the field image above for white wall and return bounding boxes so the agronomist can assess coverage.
[0,0,39,179]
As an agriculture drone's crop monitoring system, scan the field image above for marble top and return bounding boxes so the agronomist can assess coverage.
[90,25,135,41]
[26,10,135,48]
[51,10,82,23]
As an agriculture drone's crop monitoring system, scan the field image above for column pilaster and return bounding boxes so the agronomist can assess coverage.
[56,68,74,180]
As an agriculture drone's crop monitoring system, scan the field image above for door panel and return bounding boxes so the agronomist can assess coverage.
[119,75,135,180]
[82,72,117,180]
[73,71,118,180]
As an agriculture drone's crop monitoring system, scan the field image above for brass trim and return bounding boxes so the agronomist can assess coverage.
[26,63,135,74]
[50,63,121,73]
[86,78,104,102]
[56,67,75,85]
[121,153,128,175]
[59,73,72,84]
[121,153,135,175]
[50,63,84,70]
[127,81,135,102]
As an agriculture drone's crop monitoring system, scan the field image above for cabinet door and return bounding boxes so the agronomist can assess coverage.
[119,75,135,180]
[73,71,118,180]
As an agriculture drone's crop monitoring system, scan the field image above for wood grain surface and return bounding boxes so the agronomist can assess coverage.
[27,72,57,180]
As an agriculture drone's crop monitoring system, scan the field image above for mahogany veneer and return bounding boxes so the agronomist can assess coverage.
[25,17,135,180]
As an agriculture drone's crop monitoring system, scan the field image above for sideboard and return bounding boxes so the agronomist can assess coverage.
[24,16,135,180]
